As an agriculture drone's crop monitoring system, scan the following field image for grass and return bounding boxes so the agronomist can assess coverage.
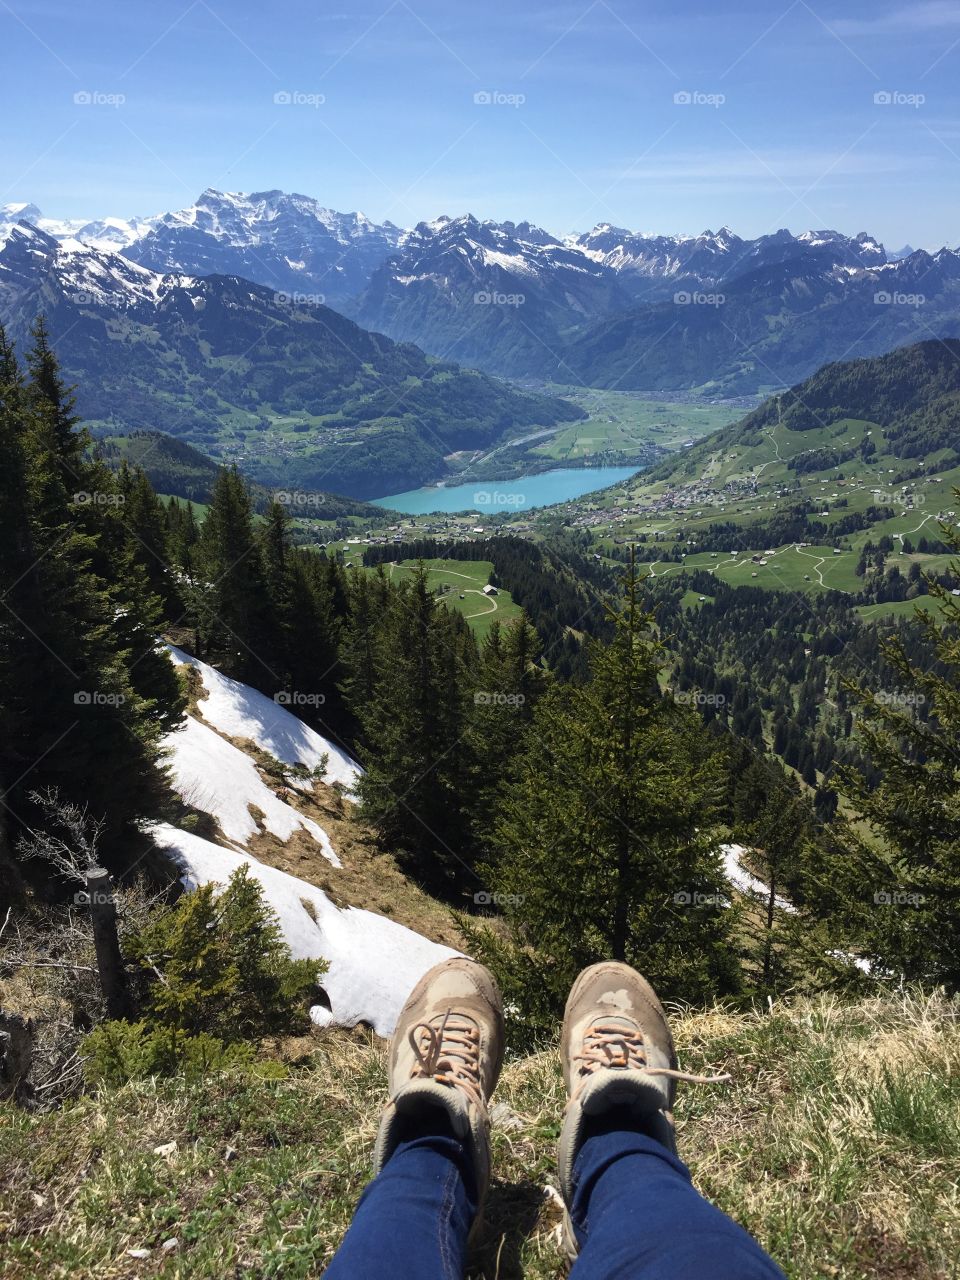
[856,596,955,622]
[376,558,523,638]
[2,990,959,1278]
[531,387,743,460]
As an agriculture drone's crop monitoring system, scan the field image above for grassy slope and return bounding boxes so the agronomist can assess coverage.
[1,991,957,1279]
[370,558,523,638]
[587,412,960,613]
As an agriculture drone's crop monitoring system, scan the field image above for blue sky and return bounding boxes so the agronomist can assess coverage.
[2,0,960,248]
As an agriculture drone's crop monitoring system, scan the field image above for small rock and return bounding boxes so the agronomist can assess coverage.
[152,1141,178,1158]
[127,1248,151,1259]
[161,1237,179,1252]
[224,1144,238,1162]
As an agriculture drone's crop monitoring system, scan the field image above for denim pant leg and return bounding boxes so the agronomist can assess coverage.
[569,1126,786,1280]
[324,1133,476,1280]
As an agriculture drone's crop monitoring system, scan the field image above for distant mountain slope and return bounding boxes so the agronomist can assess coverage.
[100,431,381,515]
[7,189,960,401]
[0,223,583,499]
[571,224,886,299]
[2,190,403,306]
[560,252,960,394]
[738,337,960,459]
[644,338,960,489]
[347,213,634,376]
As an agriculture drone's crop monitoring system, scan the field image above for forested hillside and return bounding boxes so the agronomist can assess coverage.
[645,339,960,488]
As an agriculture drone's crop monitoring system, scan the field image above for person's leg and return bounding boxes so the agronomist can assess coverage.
[567,1108,785,1280]
[323,958,505,1280]
[557,962,784,1280]
[324,1108,477,1280]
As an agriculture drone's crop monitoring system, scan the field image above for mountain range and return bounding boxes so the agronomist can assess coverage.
[5,190,959,395]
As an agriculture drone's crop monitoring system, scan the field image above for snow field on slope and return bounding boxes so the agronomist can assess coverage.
[167,645,361,791]
[151,824,457,1035]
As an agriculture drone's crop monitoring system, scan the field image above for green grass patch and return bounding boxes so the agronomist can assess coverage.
[368,558,523,638]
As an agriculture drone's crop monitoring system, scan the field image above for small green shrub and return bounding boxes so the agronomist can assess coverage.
[128,865,324,1042]
[83,1020,256,1086]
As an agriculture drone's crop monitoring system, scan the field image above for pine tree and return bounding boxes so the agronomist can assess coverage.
[285,551,343,732]
[117,462,182,616]
[465,561,740,1035]
[736,780,825,993]
[199,467,272,684]
[354,566,476,885]
[464,612,548,855]
[339,567,393,741]
[0,328,38,898]
[0,326,178,891]
[832,513,960,987]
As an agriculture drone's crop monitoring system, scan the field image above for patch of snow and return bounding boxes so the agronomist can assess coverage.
[478,247,540,278]
[827,949,872,975]
[167,645,360,791]
[163,714,341,865]
[721,843,796,912]
[151,824,458,1035]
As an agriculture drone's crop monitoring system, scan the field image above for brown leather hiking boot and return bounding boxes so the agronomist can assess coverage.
[557,962,729,1258]
[373,957,505,1219]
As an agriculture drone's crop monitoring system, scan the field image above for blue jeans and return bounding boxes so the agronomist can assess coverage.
[324,1114,785,1279]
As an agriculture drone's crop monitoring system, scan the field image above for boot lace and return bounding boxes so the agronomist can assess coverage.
[408,1009,484,1109]
[573,1018,731,1092]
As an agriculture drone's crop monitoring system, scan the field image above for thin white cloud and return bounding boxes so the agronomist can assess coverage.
[832,2,960,36]
[597,149,932,183]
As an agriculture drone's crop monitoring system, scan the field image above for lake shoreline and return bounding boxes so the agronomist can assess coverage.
[370,465,644,515]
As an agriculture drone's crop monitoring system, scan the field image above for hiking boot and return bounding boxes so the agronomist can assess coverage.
[373,957,505,1220]
[557,962,729,1257]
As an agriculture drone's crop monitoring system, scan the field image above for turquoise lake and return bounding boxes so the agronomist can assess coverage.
[371,466,641,515]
